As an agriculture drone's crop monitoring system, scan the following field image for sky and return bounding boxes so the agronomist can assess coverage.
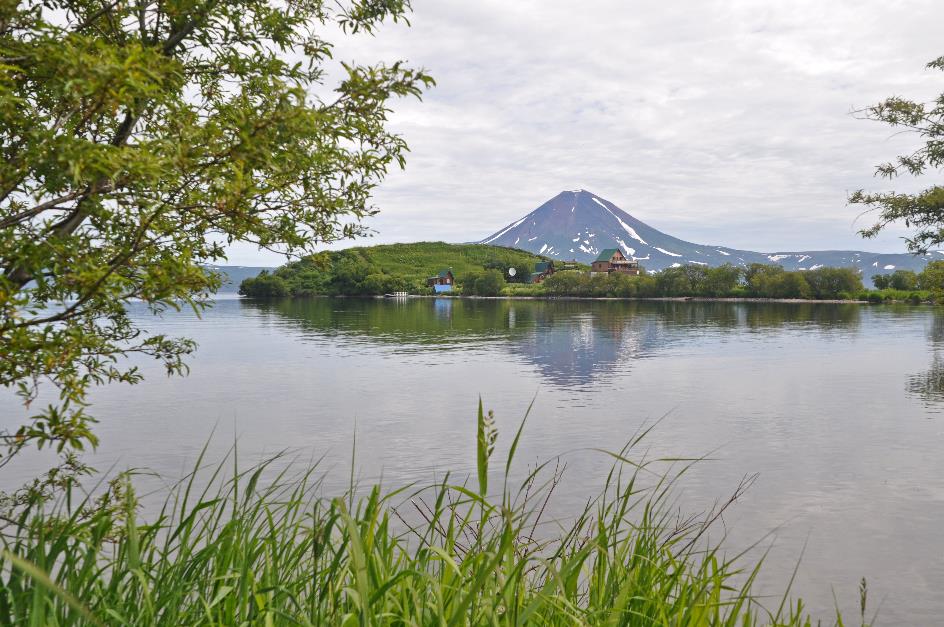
[227,0,944,266]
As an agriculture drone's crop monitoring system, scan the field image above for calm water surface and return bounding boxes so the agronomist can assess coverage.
[3,297,944,623]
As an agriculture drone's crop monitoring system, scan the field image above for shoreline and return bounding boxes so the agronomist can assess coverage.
[239,294,931,305]
[405,295,872,304]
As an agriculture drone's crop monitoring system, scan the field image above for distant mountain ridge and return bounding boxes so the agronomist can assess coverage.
[478,190,940,277]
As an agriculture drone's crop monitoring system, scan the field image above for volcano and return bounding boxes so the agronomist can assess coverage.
[477,190,936,276]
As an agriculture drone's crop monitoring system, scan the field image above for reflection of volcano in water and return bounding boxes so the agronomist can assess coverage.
[506,309,667,387]
[240,298,862,389]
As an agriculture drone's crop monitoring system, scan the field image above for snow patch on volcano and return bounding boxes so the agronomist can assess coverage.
[482,216,527,244]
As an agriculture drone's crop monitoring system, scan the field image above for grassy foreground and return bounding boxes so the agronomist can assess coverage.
[0,404,853,625]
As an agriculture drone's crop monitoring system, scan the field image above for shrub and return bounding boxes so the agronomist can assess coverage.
[474,269,505,296]
[542,271,590,296]
[889,270,919,291]
[239,272,289,297]
[501,284,544,297]
[804,267,862,299]
[919,260,944,296]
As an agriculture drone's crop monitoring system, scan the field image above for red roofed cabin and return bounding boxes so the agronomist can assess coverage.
[591,249,640,275]
[528,261,555,284]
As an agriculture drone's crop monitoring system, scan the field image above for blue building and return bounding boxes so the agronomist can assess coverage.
[427,269,455,293]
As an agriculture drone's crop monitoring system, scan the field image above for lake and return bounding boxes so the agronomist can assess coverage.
[3,297,943,623]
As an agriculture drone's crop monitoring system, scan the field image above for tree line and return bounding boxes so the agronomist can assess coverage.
[541,264,863,299]
[543,261,944,300]
[242,258,944,301]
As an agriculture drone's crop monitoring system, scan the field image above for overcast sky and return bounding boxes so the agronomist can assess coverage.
[228,0,944,266]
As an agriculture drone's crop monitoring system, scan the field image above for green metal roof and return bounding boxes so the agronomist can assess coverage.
[437,269,452,278]
[594,248,620,262]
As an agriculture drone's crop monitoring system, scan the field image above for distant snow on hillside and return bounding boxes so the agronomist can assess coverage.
[477,190,935,280]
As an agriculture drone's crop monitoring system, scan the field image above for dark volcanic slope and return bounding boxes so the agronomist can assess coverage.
[478,190,939,276]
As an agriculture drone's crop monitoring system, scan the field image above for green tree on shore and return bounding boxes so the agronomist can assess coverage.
[0,1,432,463]
[919,261,944,297]
[804,267,862,299]
[239,272,289,298]
[873,269,919,290]
[464,269,505,296]
[744,264,811,298]
[851,56,944,251]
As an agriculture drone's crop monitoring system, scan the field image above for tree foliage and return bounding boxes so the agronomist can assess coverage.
[0,1,432,462]
[743,264,809,299]
[238,272,289,298]
[850,56,944,252]
[463,269,505,296]
[482,258,528,283]
[872,269,918,291]
[802,267,862,299]
[543,263,863,300]
[240,243,560,297]
[918,260,944,295]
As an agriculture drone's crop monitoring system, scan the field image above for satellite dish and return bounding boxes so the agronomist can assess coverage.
[508,267,517,277]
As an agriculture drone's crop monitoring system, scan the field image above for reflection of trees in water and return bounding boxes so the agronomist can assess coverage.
[742,302,861,330]
[633,301,861,331]
[239,298,862,388]
[907,355,944,404]
[907,312,944,405]
[243,297,526,344]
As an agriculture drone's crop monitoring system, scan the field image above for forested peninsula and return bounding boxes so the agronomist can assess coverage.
[239,242,944,302]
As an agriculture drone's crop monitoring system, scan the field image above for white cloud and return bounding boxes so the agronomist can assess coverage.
[227,0,944,265]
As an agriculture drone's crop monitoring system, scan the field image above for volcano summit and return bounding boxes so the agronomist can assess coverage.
[477,190,936,276]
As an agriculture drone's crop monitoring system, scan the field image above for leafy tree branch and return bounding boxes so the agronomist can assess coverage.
[0,0,432,462]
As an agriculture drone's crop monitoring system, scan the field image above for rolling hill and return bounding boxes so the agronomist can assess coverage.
[323,241,555,280]
[238,242,563,297]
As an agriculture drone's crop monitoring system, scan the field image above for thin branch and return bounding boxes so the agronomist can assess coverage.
[73,0,123,32]
[0,187,113,230]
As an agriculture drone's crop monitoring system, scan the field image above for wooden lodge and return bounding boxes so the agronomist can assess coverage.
[590,249,640,276]
[528,261,555,284]
[426,269,455,293]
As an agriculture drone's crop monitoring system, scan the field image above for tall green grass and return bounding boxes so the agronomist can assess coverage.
[0,402,857,625]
